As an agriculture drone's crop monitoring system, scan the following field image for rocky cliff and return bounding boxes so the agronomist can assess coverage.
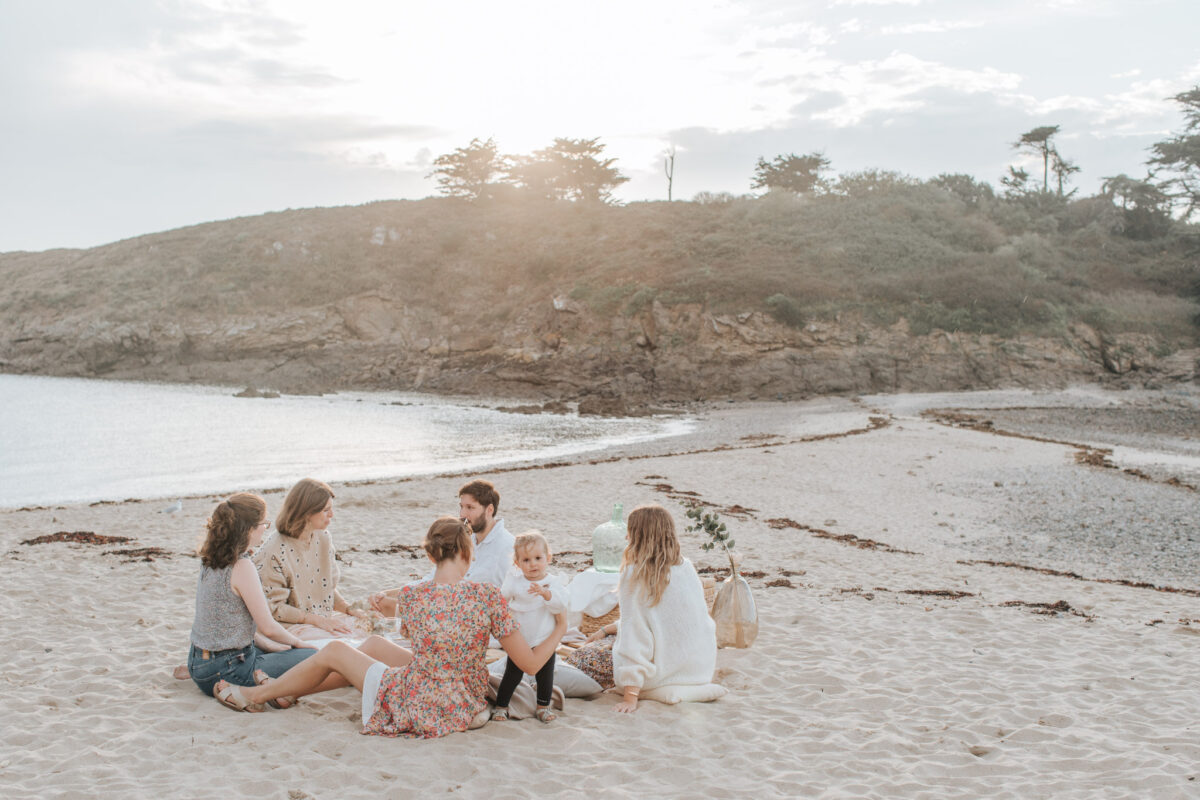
[3,290,1195,411]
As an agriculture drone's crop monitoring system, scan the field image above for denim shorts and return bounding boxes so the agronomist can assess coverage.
[187,642,314,697]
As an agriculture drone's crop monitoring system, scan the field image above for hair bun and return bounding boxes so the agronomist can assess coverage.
[423,516,473,565]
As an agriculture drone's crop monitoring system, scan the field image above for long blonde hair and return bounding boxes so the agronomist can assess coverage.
[620,504,681,607]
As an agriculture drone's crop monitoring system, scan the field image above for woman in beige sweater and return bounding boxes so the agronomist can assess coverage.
[253,478,364,639]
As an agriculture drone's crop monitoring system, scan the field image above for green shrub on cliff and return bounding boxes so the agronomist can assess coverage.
[765,294,804,327]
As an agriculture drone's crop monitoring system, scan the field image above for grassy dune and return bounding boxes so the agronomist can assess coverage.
[2,181,1197,354]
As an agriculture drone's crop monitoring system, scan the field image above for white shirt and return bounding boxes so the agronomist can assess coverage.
[467,518,515,588]
[423,518,515,589]
[501,570,568,647]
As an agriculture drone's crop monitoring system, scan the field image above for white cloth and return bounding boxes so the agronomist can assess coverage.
[485,660,600,717]
[501,571,568,647]
[361,660,386,724]
[485,670,566,719]
[423,518,514,589]
[612,558,717,692]
[566,568,621,616]
[641,682,726,705]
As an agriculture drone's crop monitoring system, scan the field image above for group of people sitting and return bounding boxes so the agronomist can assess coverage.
[186,477,723,739]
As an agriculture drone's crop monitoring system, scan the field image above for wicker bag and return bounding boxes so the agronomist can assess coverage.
[580,606,619,635]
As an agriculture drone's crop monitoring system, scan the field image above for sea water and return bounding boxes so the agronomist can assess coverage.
[0,374,694,508]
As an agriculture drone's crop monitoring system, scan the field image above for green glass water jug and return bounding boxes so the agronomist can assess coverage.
[591,503,625,573]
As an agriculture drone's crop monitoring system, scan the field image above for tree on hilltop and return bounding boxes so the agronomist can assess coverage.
[931,173,995,208]
[1014,126,1059,193]
[1012,125,1078,197]
[751,152,830,194]
[1148,86,1200,219]
[999,166,1031,198]
[1100,174,1172,239]
[1051,153,1080,198]
[664,145,676,202]
[427,137,507,201]
[506,137,629,204]
[830,169,919,198]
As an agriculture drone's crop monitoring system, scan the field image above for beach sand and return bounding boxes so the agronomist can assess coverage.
[1,388,1198,799]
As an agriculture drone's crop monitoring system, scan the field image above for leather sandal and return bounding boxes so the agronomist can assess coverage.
[253,669,297,709]
[213,680,265,713]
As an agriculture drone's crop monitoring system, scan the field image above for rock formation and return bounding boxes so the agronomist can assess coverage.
[2,292,1195,409]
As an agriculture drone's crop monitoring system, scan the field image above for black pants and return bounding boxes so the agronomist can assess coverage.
[494,653,555,708]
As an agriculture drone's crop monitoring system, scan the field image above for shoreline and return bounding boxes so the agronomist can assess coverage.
[8,384,1198,584]
[0,373,700,510]
[2,385,1198,798]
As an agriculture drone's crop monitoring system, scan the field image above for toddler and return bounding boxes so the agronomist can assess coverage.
[492,531,568,722]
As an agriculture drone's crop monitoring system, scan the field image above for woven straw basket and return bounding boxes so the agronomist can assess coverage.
[580,577,718,634]
[579,606,619,635]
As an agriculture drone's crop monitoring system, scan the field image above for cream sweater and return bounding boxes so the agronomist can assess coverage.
[612,558,717,691]
[252,530,348,625]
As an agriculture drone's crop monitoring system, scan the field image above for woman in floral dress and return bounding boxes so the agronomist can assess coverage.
[215,516,566,738]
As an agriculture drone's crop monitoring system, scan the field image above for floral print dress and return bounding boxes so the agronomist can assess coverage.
[362,580,518,739]
[563,635,617,689]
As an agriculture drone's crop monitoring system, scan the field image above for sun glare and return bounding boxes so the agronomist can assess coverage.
[218,0,800,168]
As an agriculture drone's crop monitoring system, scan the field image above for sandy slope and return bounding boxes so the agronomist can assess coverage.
[1,390,1197,799]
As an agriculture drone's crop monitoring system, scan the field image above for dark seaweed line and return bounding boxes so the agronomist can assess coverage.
[765,517,920,555]
[921,408,1197,493]
[958,558,1200,598]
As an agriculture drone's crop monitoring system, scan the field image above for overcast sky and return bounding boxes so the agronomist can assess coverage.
[2,0,1197,252]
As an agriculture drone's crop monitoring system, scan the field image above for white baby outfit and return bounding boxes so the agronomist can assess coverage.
[501,569,568,646]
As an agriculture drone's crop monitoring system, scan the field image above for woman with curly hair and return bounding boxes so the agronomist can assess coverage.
[186,493,317,708]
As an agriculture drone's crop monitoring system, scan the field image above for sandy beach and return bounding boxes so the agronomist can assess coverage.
[1,387,1198,799]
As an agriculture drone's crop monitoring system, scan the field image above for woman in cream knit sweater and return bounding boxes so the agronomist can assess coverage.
[576,504,724,712]
[253,478,364,638]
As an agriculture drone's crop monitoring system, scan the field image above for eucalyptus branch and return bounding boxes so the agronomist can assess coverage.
[681,503,735,554]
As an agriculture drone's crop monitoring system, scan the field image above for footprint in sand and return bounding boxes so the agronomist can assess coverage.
[1038,713,1073,728]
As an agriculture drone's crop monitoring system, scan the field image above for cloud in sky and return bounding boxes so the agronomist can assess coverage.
[2,0,1199,251]
[880,20,985,35]
[835,0,927,7]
